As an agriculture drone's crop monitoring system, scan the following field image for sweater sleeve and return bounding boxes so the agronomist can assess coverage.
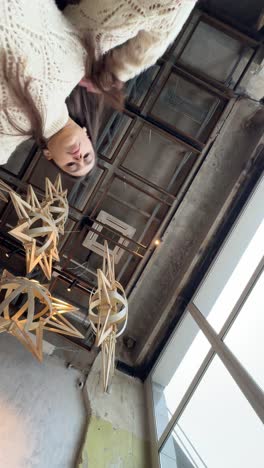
[103,0,197,82]
[65,0,196,82]
[103,30,169,82]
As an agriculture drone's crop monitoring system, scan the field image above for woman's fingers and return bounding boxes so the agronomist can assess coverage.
[79,78,101,93]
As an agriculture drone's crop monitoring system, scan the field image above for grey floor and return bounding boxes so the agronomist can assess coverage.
[0,333,86,468]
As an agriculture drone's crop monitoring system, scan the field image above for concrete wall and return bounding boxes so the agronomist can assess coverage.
[79,355,151,468]
[124,97,264,369]
[0,333,86,468]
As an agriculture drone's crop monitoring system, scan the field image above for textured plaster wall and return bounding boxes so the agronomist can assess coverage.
[0,333,86,468]
[79,355,150,468]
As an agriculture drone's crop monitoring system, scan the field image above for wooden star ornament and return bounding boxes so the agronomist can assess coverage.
[9,186,59,280]
[0,271,84,361]
[0,179,12,202]
[0,270,53,361]
[43,175,68,235]
[89,242,128,391]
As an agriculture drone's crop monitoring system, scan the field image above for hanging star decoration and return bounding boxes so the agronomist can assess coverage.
[43,175,68,235]
[89,242,128,392]
[9,186,59,280]
[0,179,12,202]
[0,270,83,361]
[43,296,84,339]
[8,175,68,280]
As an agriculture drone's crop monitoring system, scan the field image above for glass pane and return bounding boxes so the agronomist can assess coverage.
[127,65,160,107]
[194,176,264,332]
[180,21,243,83]
[98,112,132,159]
[121,124,196,192]
[2,139,35,175]
[225,270,264,390]
[160,356,264,468]
[151,74,222,141]
[152,313,210,439]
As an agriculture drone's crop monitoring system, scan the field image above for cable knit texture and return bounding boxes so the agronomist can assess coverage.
[0,0,86,165]
[65,0,197,81]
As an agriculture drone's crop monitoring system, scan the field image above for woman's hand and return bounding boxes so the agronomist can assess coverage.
[79,78,101,93]
[79,77,123,94]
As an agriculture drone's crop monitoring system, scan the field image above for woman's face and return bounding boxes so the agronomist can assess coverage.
[44,119,96,177]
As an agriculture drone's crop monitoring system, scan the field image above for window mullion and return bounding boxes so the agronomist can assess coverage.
[218,257,264,341]
[158,346,215,451]
[189,302,264,423]
[145,378,161,468]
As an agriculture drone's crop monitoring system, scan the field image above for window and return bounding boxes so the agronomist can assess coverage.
[120,123,197,193]
[194,176,264,332]
[152,313,210,438]
[160,356,264,468]
[174,14,255,87]
[151,73,225,142]
[98,113,133,160]
[225,269,264,390]
[149,175,264,468]
[127,65,160,108]
[180,21,246,83]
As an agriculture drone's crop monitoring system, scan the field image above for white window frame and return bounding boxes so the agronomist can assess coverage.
[145,175,264,467]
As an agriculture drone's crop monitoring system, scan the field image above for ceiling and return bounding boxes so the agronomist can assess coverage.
[0,5,263,376]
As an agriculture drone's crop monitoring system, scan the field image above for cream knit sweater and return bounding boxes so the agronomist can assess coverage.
[0,0,196,166]
[0,0,85,165]
[64,0,196,81]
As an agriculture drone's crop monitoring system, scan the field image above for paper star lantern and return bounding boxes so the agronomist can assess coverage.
[0,179,12,202]
[9,186,59,280]
[0,271,84,360]
[89,242,128,391]
[44,175,68,235]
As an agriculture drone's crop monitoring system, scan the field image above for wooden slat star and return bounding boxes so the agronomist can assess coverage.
[42,296,83,339]
[44,174,68,235]
[0,271,53,361]
[9,209,59,280]
[9,185,60,280]
[0,179,12,203]
[0,271,84,361]
[8,176,68,279]
[89,242,128,391]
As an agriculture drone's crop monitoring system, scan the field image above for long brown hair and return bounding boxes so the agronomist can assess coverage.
[1,56,47,149]
[55,0,124,110]
[66,85,104,150]
[82,36,124,112]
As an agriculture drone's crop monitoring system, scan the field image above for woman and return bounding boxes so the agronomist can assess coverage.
[62,0,197,82]
[1,0,195,176]
[0,0,118,177]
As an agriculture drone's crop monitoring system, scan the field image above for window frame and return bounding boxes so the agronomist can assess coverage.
[146,175,264,467]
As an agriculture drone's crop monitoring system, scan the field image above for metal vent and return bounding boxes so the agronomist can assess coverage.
[82,210,136,263]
